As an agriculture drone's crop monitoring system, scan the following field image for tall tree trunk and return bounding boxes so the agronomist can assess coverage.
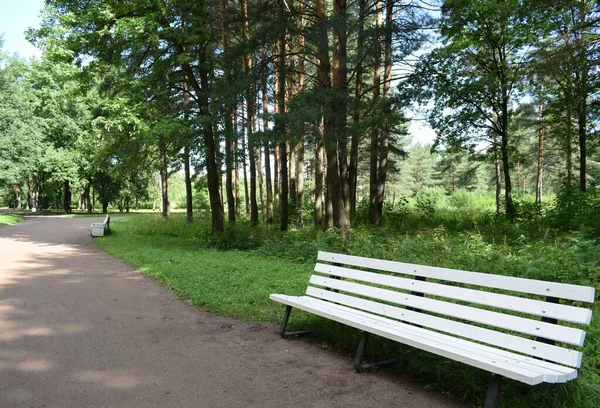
[16,188,22,209]
[248,94,259,224]
[233,104,241,216]
[295,0,305,227]
[565,105,573,185]
[314,117,325,226]
[576,4,588,192]
[325,183,334,230]
[241,103,250,215]
[493,133,502,215]
[536,100,545,205]
[373,0,393,226]
[159,141,170,218]
[289,142,296,205]
[498,37,516,220]
[262,50,274,224]
[84,183,92,213]
[500,117,515,219]
[274,144,280,203]
[349,0,365,219]
[274,69,280,205]
[183,83,193,223]
[369,0,383,224]
[221,0,235,223]
[63,179,72,213]
[178,40,223,231]
[242,0,259,224]
[330,0,350,233]
[277,14,288,231]
[183,141,193,223]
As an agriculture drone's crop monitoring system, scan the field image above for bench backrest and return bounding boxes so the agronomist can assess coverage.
[309,251,595,369]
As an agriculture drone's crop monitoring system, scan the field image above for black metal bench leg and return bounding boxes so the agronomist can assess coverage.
[353,331,397,373]
[278,306,310,339]
[484,374,503,408]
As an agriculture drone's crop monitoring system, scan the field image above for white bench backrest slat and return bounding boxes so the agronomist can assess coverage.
[317,251,596,303]
[314,263,593,325]
[306,286,582,367]
[309,275,586,346]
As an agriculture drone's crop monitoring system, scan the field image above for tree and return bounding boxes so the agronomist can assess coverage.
[408,0,538,219]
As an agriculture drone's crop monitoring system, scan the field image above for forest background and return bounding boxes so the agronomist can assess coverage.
[1,1,599,407]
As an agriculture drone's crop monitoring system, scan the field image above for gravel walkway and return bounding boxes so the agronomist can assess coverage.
[0,215,457,408]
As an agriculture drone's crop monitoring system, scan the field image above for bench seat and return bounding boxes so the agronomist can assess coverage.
[270,294,577,385]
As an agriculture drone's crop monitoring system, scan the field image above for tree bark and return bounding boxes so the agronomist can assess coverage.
[183,83,194,223]
[289,142,296,205]
[369,0,383,224]
[536,100,545,205]
[242,0,259,224]
[565,105,573,185]
[158,137,170,218]
[493,133,502,215]
[314,117,325,227]
[199,65,224,231]
[241,103,250,216]
[84,183,92,213]
[373,0,393,226]
[233,103,241,216]
[500,117,515,219]
[177,39,223,231]
[63,179,72,213]
[349,0,365,219]
[277,13,288,231]
[295,0,305,227]
[576,4,588,192]
[220,0,236,223]
[330,0,350,233]
[183,141,193,223]
[262,48,274,224]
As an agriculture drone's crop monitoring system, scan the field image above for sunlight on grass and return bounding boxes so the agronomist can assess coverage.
[0,213,23,227]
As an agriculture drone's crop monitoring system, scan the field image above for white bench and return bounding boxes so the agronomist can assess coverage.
[91,215,110,237]
[270,251,596,408]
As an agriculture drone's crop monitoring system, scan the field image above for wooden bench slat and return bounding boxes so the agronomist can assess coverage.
[318,251,596,303]
[270,294,575,385]
[309,276,586,346]
[314,263,593,325]
[306,286,582,367]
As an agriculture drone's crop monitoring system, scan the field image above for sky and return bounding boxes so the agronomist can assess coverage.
[0,0,437,145]
[0,0,45,59]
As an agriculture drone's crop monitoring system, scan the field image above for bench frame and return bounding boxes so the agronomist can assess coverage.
[271,251,595,408]
[91,215,110,237]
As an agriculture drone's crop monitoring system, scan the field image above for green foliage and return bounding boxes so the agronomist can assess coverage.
[0,213,23,227]
[549,186,600,235]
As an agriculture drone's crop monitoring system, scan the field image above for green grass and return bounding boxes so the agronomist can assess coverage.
[95,213,600,408]
[0,213,23,227]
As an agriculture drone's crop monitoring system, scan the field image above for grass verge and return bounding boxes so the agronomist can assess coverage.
[0,213,24,227]
[95,214,600,408]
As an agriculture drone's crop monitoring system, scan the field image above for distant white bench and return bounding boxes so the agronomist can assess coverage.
[91,215,110,237]
[270,251,596,408]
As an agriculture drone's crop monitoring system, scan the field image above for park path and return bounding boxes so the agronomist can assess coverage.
[0,215,457,408]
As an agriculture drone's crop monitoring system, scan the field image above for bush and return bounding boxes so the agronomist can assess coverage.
[549,186,600,236]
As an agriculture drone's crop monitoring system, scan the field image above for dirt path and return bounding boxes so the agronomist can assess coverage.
[0,215,457,408]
